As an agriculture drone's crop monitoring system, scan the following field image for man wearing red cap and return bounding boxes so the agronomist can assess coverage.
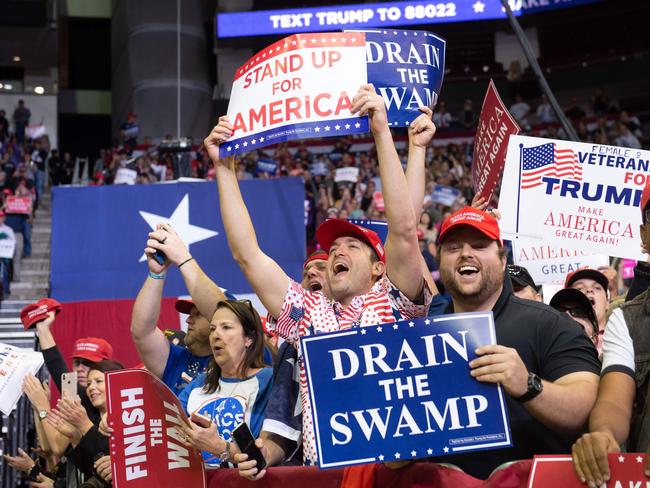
[133,224,226,396]
[204,84,433,469]
[565,267,610,354]
[430,206,600,479]
[572,181,650,486]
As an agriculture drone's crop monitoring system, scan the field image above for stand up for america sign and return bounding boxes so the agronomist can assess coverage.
[301,313,511,468]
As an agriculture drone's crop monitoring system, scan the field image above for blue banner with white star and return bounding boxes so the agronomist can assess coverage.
[363,29,446,127]
[300,312,511,469]
[51,179,306,301]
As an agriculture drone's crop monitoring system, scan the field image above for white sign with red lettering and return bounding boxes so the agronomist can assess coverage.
[0,343,44,415]
[499,136,648,260]
[511,236,609,286]
[220,32,368,157]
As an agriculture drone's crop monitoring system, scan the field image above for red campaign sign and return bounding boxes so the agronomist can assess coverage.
[528,454,649,487]
[106,369,205,488]
[5,196,32,215]
[471,80,520,202]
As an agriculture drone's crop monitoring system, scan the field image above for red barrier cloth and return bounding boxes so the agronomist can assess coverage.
[206,461,534,488]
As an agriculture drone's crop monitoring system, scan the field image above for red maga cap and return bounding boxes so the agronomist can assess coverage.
[304,249,329,268]
[71,337,113,362]
[439,207,502,244]
[20,298,63,330]
[316,218,386,263]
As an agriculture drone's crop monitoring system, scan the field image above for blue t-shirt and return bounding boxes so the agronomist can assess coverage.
[179,368,273,468]
[162,343,211,397]
[428,293,450,317]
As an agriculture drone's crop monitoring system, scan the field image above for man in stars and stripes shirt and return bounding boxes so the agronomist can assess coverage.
[204,84,435,475]
[520,142,581,189]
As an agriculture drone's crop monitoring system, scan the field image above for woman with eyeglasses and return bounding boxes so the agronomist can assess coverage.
[178,300,272,469]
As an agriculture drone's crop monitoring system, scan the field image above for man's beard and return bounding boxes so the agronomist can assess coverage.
[440,265,503,309]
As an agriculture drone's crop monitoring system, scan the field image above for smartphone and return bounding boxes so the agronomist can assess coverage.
[61,372,78,399]
[190,412,211,428]
[153,249,167,265]
[232,422,266,471]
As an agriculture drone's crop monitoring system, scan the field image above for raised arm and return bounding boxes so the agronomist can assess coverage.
[204,117,290,319]
[405,107,434,217]
[130,243,171,378]
[405,108,440,296]
[145,223,226,322]
[351,85,426,300]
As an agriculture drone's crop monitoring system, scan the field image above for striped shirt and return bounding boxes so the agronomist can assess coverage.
[269,276,432,464]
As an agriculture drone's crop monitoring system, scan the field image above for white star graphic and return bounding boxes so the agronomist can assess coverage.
[618,455,625,462]
[268,49,273,54]
[637,455,644,463]
[409,321,415,327]
[243,141,248,147]
[311,38,317,43]
[443,447,449,453]
[425,319,431,325]
[261,53,266,58]
[393,324,399,330]
[314,127,321,133]
[138,194,219,262]
[291,40,297,46]
[473,1,485,13]
[321,38,327,43]
[427,448,433,455]
[325,126,331,131]
[378,454,384,461]
[275,46,281,52]
[411,450,417,457]
[226,146,232,152]
[235,143,240,149]
[345,123,351,129]
[394,452,401,459]
[259,137,265,142]
[361,329,367,335]
[354,122,361,128]
[251,139,257,144]
[335,125,341,130]
[377,326,383,332]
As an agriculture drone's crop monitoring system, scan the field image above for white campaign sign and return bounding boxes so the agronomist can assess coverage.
[511,236,609,286]
[222,32,368,157]
[499,135,647,260]
[114,168,138,185]
[0,343,44,415]
[0,226,16,259]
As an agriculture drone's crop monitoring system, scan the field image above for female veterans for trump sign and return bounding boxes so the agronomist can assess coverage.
[498,135,648,261]
[220,32,369,158]
[300,313,511,469]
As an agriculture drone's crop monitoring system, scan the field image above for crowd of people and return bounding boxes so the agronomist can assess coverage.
[0,99,51,300]
[2,82,649,488]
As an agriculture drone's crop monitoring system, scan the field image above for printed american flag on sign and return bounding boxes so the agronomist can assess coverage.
[520,142,582,189]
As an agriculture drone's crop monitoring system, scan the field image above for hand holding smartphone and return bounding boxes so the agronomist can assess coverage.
[232,422,267,471]
[190,412,212,428]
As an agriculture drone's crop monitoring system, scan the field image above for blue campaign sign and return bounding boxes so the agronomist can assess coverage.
[431,184,462,206]
[51,179,305,301]
[256,158,279,176]
[300,312,511,469]
[347,219,388,244]
[364,29,445,127]
[215,0,603,38]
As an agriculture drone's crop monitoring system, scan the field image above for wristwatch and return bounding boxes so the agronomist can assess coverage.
[220,441,231,463]
[516,372,544,403]
[38,409,48,420]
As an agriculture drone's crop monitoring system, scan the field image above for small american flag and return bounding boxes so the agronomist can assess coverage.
[520,143,582,189]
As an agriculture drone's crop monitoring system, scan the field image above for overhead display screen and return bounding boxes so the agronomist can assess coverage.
[216,0,602,38]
